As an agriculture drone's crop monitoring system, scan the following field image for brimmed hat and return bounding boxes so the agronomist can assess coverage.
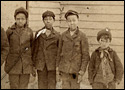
[65,10,79,19]
[42,10,55,20]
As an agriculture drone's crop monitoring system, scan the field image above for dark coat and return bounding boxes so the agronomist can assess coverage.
[57,28,90,74]
[5,24,34,74]
[32,27,60,71]
[1,27,9,66]
[88,47,124,84]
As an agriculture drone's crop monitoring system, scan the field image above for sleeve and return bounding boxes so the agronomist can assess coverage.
[80,34,90,73]
[113,51,124,82]
[32,31,39,65]
[88,52,96,85]
[56,35,63,67]
[1,27,9,66]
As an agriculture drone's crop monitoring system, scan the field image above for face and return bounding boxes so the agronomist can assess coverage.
[99,35,111,49]
[66,15,79,31]
[15,13,27,28]
[43,16,55,29]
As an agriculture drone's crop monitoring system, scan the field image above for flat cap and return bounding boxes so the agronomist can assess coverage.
[65,10,79,19]
[42,10,55,19]
[97,28,112,41]
[14,7,28,18]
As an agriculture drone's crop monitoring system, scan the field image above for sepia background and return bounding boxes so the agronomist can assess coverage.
[1,1,124,89]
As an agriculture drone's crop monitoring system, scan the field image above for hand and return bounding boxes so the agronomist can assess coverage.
[78,70,85,76]
[32,67,36,77]
[77,75,83,83]
[56,67,61,82]
[115,79,121,85]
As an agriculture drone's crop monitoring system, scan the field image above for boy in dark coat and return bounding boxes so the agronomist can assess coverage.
[32,10,60,89]
[5,7,34,89]
[88,28,124,89]
[56,10,90,89]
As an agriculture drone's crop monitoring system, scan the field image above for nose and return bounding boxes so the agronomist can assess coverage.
[47,19,50,23]
[19,19,22,23]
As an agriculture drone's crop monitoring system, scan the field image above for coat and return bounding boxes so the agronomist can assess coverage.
[1,27,9,66]
[5,23,34,74]
[57,28,90,74]
[32,27,60,71]
[88,47,124,84]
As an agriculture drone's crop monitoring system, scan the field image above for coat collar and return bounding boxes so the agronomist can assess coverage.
[65,27,80,40]
[40,26,57,39]
[10,23,28,30]
[95,47,113,52]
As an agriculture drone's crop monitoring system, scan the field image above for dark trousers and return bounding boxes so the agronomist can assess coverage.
[37,66,56,89]
[61,72,80,89]
[92,81,116,89]
[9,74,30,89]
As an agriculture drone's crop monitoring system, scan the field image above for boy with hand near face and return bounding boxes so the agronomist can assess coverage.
[56,10,90,89]
[32,10,60,89]
[88,28,124,89]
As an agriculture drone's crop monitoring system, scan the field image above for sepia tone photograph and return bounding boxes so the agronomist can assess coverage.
[1,1,124,89]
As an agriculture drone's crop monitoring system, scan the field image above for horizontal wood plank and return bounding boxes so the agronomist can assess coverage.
[29,8,60,15]
[28,1,60,8]
[60,21,124,30]
[61,1,124,6]
[61,5,124,15]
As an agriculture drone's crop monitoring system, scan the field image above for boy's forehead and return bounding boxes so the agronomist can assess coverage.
[16,13,26,18]
[67,15,79,19]
[44,16,54,19]
[100,34,109,39]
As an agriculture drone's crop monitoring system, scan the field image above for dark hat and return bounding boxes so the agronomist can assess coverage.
[42,10,55,20]
[14,7,28,18]
[65,10,79,19]
[97,28,112,41]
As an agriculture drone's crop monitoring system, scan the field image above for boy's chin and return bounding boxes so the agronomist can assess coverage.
[100,46,109,49]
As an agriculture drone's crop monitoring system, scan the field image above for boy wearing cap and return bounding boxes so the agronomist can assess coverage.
[56,10,90,89]
[1,27,9,66]
[32,10,60,89]
[5,7,34,89]
[88,28,124,89]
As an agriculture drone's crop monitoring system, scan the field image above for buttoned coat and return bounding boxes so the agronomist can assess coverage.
[5,24,34,74]
[32,27,60,71]
[57,28,90,74]
[88,47,124,84]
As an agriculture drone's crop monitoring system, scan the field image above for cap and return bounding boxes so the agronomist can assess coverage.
[65,10,79,19]
[42,10,55,20]
[14,7,28,18]
[97,28,112,41]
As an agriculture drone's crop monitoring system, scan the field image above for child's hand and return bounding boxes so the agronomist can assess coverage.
[32,67,36,77]
[115,79,120,85]
[78,70,85,76]
[77,75,82,83]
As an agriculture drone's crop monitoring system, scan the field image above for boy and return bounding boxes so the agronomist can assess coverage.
[88,28,124,89]
[1,27,9,66]
[5,7,34,89]
[56,10,90,89]
[32,10,60,89]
